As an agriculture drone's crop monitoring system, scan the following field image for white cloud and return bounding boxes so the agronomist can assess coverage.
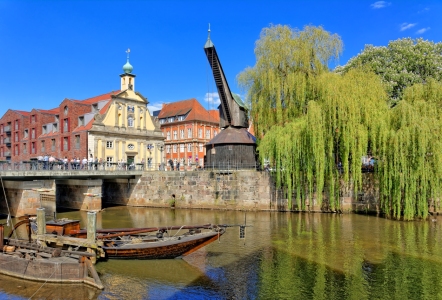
[204,92,220,108]
[147,103,164,114]
[371,1,391,9]
[418,7,429,14]
[400,23,417,31]
[416,27,430,34]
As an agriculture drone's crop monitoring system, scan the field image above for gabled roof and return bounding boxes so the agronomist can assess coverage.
[72,100,112,133]
[158,98,219,124]
[77,91,120,104]
[36,108,59,114]
[13,110,31,116]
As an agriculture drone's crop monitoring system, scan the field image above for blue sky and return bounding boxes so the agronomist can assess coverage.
[0,0,441,118]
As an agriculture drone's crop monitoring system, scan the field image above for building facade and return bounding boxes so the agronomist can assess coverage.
[157,99,219,170]
[0,53,165,169]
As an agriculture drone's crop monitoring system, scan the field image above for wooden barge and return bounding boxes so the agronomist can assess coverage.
[1,225,104,289]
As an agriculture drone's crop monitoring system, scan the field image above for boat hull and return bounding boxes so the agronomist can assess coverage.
[0,251,103,289]
[102,231,222,259]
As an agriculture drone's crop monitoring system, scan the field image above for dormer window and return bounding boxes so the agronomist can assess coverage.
[79,116,85,126]
[92,104,98,113]
[177,115,186,121]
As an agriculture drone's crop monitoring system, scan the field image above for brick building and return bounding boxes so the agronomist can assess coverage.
[157,99,220,170]
[0,52,165,168]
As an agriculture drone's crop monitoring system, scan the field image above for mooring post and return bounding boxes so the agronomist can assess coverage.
[37,207,46,235]
[87,211,97,264]
[87,211,97,244]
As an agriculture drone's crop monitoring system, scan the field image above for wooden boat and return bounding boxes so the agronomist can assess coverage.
[13,216,226,260]
[71,224,226,259]
[0,225,104,289]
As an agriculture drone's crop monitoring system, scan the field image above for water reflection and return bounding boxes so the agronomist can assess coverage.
[1,208,442,299]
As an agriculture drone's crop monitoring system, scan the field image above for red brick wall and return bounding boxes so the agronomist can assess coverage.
[161,121,219,167]
[0,100,97,163]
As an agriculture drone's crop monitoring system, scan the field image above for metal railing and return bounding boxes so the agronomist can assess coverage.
[0,161,154,172]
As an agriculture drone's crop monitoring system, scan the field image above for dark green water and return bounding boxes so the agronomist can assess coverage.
[1,207,442,299]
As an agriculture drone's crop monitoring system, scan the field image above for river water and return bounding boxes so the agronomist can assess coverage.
[1,206,442,300]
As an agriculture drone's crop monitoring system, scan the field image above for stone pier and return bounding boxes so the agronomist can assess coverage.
[55,179,102,212]
[0,180,55,217]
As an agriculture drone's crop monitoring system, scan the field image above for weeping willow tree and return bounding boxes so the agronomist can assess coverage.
[377,79,442,220]
[239,24,442,219]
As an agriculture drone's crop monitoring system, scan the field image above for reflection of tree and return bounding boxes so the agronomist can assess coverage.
[256,213,442,299]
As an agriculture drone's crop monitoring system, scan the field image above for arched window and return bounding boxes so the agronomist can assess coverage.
[128,117,134,127]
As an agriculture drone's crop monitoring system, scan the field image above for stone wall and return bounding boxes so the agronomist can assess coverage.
[55,179,102,211]
[124,170,272,210]
[0,180,54,217]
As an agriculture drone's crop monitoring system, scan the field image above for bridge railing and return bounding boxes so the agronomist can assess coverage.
[0,161,152,172]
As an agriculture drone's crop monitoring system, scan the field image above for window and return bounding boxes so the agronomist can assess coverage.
[31,128,35,139]
[168,117,174,123]
[173,131,177,140]
[75,135,80,149]
[159,119,166,124]
[128,117,134,127]
[173,144,177,153]
[78,116,84,126]
[55,115,59,122]
[187,128,192,138]
[64,106,68,115]
[127,105,134,113]
[14,132,18,142]
[198,129,202,138]
[180,130,184,139]
[24,129,28,138]
[23,143,27,154]
[205,129,210,139]
[42,125,47,134]
[92,104,98,113]
[187,143,192,151]
[166,145,170,153]
[31,142,36,154]
[15,120,19,130]
[128,144,135,150]
[63,137,69,151]
[31,115,36,123]
[106,156,113,167]
[14,145,19,155]
[41,140,45,152]
[51,139,56,151]
[106,141,114,149]
[214,131,217,136]
[229,145,233,150]
[180,144,184,153]
[166,132,171,141]
[178,115,185,121]
[199,143,203,152]
[63,118,69,132]
[53,123,58,132]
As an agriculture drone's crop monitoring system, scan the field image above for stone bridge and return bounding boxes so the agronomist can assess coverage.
[0,170,142,217]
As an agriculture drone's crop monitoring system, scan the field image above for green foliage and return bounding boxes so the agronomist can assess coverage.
[335,38,442,105]
[240,24,442,220]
